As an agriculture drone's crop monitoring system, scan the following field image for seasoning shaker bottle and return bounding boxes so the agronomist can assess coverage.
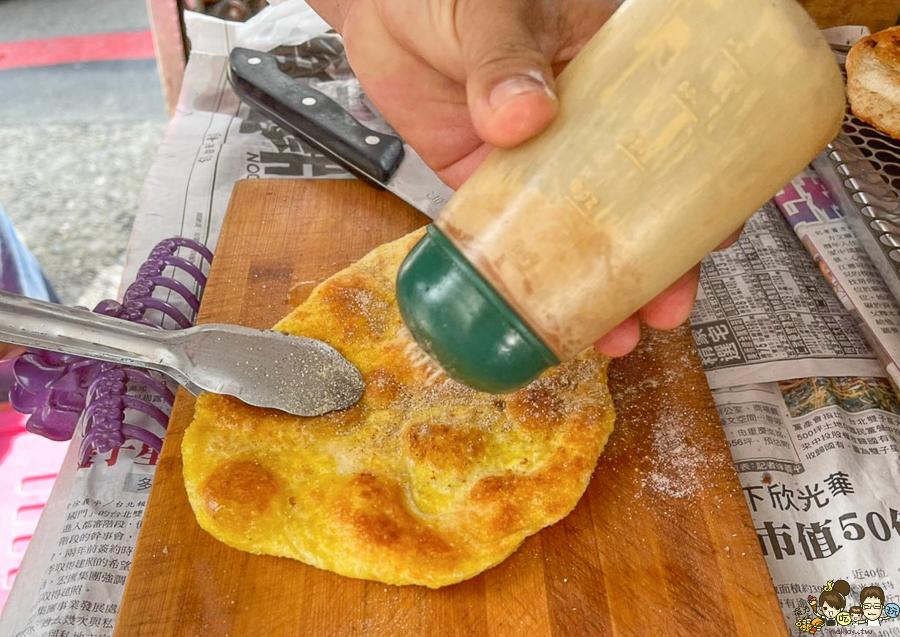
[396,0,846,392]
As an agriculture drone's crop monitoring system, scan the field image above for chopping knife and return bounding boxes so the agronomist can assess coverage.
[0,290,364,417]
[228,47,454,220]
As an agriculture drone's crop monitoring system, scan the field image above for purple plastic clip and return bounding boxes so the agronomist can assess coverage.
[78,364,174,467]
[10,237,213,466]
[10,351,98,441]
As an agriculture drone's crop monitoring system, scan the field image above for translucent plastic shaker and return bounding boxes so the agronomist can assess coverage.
[396,0,846,393]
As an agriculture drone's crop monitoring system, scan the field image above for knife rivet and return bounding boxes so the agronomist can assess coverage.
[365,136,380,145]
[247,57,261,65]
[301,97,317,106]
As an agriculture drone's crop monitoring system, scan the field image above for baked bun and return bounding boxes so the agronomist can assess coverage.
[847,26,900,140]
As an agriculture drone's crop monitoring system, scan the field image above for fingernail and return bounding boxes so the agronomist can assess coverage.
[489,73,555,109]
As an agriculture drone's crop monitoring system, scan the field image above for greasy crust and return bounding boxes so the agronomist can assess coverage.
[182,228,615,588]
[847,26,900,140]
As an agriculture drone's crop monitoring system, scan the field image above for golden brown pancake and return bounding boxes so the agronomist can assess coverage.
[182,228,615,588]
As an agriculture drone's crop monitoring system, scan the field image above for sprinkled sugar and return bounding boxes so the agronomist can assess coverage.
[611,329,728,502]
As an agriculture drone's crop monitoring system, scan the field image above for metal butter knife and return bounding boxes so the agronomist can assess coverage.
[228,47,455,220]
[0,291,364,417]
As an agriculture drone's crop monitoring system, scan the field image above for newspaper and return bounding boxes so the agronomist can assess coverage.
[774,168,900,391]
[693,187,900,632]
[3,448,155,636]
[691,202,884,390]
[712,380,900,634]
[2,4,899,636]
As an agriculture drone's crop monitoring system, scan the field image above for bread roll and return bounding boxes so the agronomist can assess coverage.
[847,26,900,140]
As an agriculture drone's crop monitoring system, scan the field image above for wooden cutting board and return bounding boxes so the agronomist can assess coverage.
[115,179,786,636]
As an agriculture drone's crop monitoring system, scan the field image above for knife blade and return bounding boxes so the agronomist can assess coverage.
[228,47,454,220]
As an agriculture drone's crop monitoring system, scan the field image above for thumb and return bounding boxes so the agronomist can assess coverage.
[458,3,558,148]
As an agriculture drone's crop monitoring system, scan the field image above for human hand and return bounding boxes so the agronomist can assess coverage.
[309,0,742,357]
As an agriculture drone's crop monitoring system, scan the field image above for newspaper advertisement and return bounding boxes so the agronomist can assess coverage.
[711,377,900,634]
[2,3,900,636]
[774,167,900,390]
[693,196,900,633]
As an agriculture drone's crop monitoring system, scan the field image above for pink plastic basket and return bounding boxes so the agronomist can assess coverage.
[0,401,67,613]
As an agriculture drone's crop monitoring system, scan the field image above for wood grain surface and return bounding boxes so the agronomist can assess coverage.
[798,0,900,32]
[114,179,786,636]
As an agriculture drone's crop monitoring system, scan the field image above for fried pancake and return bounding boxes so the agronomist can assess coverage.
[182,228,615,588]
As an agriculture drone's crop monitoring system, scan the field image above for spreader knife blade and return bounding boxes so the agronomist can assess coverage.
[229,47,454,220]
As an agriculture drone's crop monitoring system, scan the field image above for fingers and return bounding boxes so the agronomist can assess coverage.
[593,314,640,358]
[304,0,348,31]
[436,143,494,190]
[456,0,559,148]
[630,226,738,345]
[341,0,483,174]
[593,265,702,358]
[638,264,701,330]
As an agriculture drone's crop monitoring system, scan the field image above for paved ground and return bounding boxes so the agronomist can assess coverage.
[0,0,167,307]
[0,0,152,40]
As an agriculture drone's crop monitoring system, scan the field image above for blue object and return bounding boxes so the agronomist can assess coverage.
[0,202,58,303]
[10,237,213,465]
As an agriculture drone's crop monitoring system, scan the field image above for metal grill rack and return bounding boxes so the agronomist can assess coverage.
[813,46,900,302]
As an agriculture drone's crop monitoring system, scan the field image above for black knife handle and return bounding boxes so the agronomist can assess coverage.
[229,47,404,187]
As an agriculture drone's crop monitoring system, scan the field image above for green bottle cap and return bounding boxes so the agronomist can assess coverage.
[396,225,559,393]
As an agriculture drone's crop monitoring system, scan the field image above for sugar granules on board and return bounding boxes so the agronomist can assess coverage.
[612,328,729,502]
